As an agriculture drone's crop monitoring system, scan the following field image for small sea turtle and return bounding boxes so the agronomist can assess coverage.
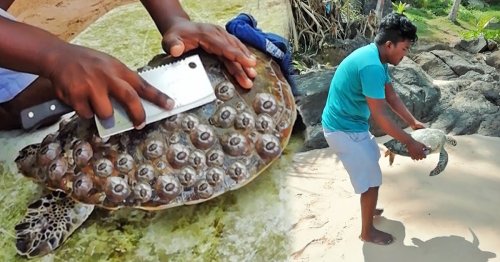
[383,128,457,176]
[14,48,296,258]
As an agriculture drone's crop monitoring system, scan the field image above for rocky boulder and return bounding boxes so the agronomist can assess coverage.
[295,44,500,151]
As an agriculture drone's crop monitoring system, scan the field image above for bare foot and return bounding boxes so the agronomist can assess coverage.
[374,208,384,217]
[359,228,393,245]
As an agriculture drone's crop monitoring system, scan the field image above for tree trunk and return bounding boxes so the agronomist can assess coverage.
[375,0,385,21]
[448,0,461,22]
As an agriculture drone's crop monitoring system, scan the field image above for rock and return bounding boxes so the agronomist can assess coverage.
[487,40,498,51]
[370,58,440,136]
[485,50,500,70]
[414,50,497,80]
[295,69,335,150]
[457,36,489,54]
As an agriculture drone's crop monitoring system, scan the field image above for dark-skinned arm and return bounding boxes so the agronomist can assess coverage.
[140,0,257,89]
[0,0,15,10]
[366,97,427,160]
[0,16,173,128]
[384,83,425,130]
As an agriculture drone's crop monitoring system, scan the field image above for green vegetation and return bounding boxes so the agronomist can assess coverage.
[401,0,500,43]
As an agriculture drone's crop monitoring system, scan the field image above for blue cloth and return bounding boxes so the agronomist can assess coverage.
[225,13,298,95]
[322,43,391,132]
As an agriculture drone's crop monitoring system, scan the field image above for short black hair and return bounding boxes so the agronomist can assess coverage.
[374,13,418,45]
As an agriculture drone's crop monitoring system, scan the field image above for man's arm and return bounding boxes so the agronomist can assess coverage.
[0,16,60,76]
[140,0,257,89]
[384,83,423,129]
[140,0,189,36]
[366,97,427,160]
[0,17,172,127]
[0,0,15,10]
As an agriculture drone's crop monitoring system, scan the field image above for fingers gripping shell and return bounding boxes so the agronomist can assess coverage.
[18,48,296,210]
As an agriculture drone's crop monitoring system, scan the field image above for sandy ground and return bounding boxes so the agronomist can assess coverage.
[3,1,500,261]
[286,134,500,262]
[8,0,134,40]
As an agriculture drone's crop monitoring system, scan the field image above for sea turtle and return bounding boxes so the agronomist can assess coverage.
[14,47,296,258]
[383,128,457,176]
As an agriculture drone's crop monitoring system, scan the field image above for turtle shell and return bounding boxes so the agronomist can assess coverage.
[15,48,296,210]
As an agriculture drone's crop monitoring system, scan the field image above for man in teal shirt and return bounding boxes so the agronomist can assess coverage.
[322,13,428,245]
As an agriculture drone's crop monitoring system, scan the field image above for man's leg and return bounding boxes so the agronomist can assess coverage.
[359,186,393,245]
[0,77,58,130]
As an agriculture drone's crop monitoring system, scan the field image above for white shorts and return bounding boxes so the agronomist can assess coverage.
[323,129,382,194]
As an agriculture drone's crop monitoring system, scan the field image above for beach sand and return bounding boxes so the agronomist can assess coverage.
[8,0,134,40]
[3,1,500,261]
[286,134,499,261]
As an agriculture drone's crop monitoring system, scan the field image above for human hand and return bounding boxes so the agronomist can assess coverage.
[405,139,429,161]
[45,44,175,128]
[410,120,425,130]
[161,18,257,89]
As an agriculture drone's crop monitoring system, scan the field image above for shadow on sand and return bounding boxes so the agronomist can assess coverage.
[363,217,496,262]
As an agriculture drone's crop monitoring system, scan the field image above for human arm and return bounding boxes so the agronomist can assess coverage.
[0,0,15,10]
[366,97,427,160]
[0,16,173,128]
[384,83,425,130]
[140,0,257,89]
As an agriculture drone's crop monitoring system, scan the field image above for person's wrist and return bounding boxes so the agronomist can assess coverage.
[160,16,190,35]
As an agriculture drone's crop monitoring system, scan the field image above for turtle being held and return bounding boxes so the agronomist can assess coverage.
[14,47,296,258]
[383,128,457,176]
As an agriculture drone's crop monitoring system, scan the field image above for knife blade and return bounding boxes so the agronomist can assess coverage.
[20,54,216,137]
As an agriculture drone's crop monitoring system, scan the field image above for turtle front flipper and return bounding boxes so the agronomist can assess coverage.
[15,191,94,258]
[429,148,449,176]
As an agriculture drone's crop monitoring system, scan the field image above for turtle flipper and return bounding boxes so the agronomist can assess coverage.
[15,191,94,258]
[445,136,457,146]
[430,148,448,176]
[384,150,396,166]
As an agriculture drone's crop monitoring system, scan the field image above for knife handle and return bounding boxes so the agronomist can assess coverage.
[20,99,73,130]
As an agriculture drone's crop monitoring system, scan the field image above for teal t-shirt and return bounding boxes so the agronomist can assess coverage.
[322,43,391,132]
